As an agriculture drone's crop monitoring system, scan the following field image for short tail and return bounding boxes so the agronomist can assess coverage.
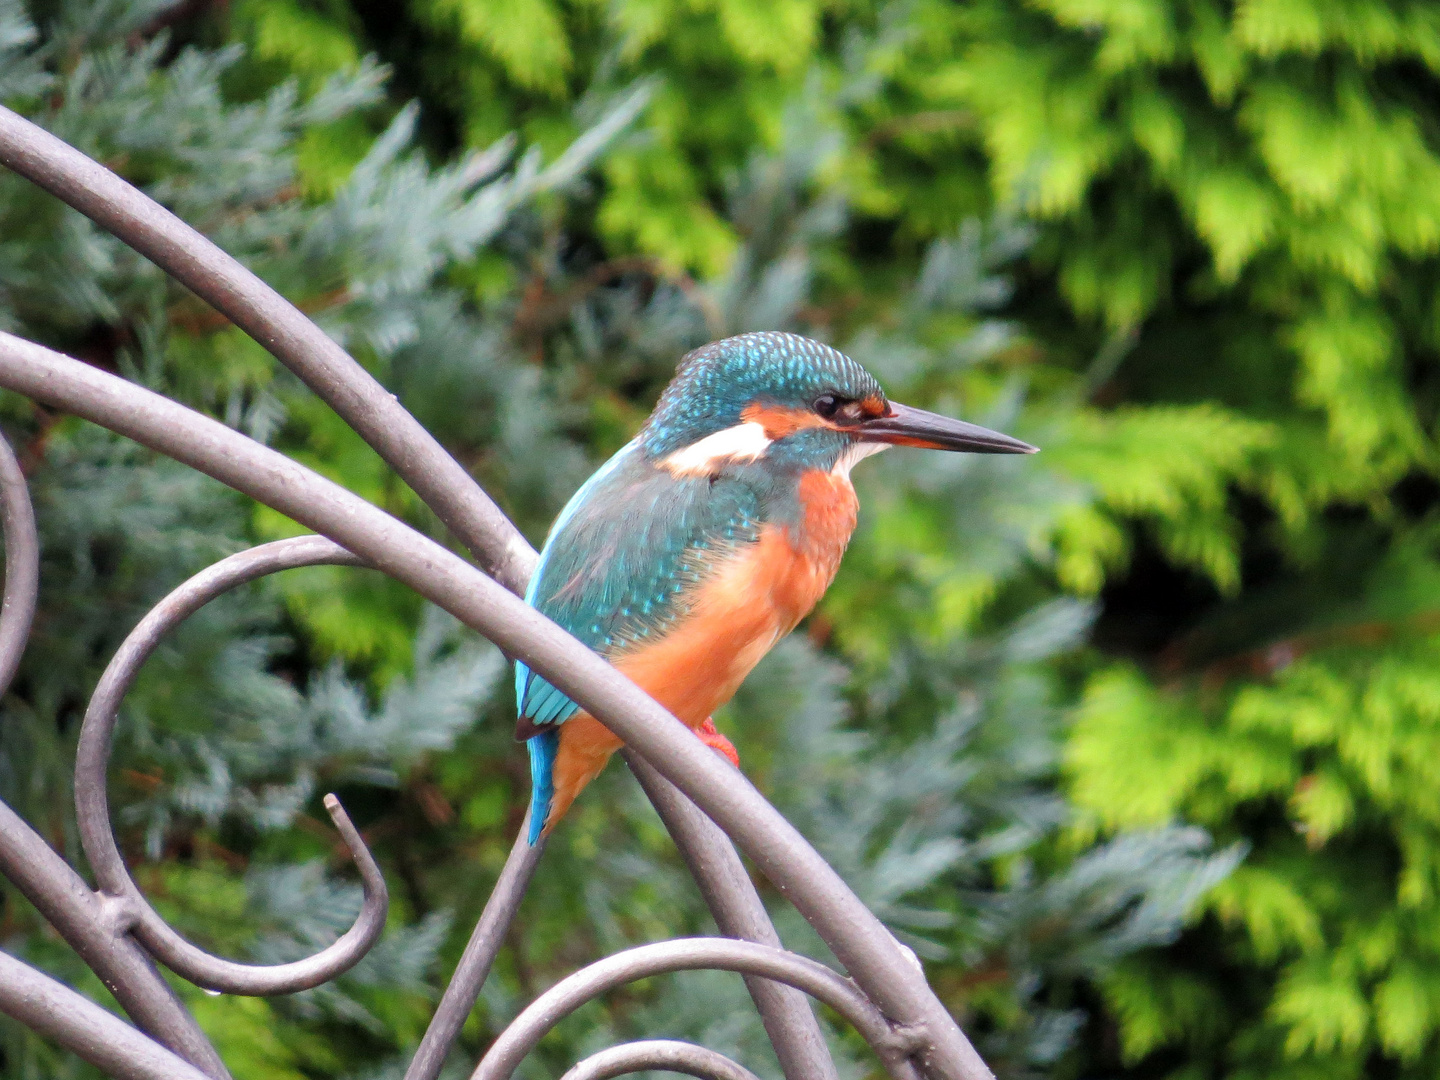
[526,729,559,845]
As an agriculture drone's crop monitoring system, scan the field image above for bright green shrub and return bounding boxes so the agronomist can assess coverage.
[0,3,1245,1078]
[217,0,1440,1076]
[919,3,1440,1076]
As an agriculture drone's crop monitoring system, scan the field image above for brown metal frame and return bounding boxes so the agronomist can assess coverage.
[0,105,994,1080]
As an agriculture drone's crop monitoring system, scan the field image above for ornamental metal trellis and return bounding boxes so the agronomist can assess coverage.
[0,105,994,1080]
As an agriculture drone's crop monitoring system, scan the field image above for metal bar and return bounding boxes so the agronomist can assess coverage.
[0,427,38,696]
[625,751,840,1080]
[0,331,988,1080]
[74,538,389,994]
[0,429,229,1079]
[0,797,230,1078]
[403,817,546,1080]
[472,938,923,1080]
[0,113,899,1080]
[559,1040,762,1080]
[0,949,214,1080]
[0,105,534,595]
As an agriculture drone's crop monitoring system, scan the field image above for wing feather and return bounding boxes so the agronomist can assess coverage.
[515,445,764,736]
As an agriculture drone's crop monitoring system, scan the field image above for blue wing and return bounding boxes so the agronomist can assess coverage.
[515,443,765,840]
[514,438,639,735]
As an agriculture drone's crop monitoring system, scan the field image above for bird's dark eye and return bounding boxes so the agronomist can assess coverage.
[813,394,840,418]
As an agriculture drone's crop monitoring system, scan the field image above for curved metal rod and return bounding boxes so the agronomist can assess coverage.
[0,428,38,700]
[0,105,535,595]
[0,428,229,1077]
[0,110,823,1080]
[625,752,839,1080]
[404,815,545,1080]
[558,1040,762,1080]
[0,949,214,1080]
[473,939,924,1080]
[0,109,839,1080]
[0,331,987,1080]
[0,117,978,1080]
[75,536,389,994]
[0,773,232,1078]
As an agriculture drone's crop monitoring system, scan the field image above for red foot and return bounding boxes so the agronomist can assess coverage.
[697,717,740,768]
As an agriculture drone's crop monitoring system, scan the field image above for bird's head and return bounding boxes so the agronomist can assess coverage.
[641,331,1035,477]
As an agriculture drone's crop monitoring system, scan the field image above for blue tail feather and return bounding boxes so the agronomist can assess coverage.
[526,730,560,845]
[531,682,572,725]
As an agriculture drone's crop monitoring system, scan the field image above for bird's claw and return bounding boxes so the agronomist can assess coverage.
[697,716,740,767]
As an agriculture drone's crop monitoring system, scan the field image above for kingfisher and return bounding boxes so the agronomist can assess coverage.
[515,331,1035,843]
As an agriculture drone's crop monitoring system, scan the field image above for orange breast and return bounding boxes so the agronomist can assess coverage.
[546,467,860,832]
[615,467,859,725]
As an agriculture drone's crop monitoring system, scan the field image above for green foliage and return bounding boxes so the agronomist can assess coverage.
[932,0,1440,521]
[42,0,1440,1076]
[911,1,1440,1077]
[0,3,1240,1080]
[1071,607,1440,1075]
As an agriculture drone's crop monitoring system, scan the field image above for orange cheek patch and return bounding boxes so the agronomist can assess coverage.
[741,403,833,439]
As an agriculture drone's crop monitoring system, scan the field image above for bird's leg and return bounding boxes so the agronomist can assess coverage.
[696,716,740,767]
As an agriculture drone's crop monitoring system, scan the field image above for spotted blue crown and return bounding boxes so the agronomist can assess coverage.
[641,332,885,458]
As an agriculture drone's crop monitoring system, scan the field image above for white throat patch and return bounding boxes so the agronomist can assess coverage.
[832,440,888,479]
[660,421,773,476]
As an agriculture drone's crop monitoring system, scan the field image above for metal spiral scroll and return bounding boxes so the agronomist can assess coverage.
[75,537,386,996]
[0,103,995,1080]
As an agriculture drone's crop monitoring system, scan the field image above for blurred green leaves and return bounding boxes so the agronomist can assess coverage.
[18,0,1440,1078]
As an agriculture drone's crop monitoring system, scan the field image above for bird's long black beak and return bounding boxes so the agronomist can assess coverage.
[856,402,1038,454]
